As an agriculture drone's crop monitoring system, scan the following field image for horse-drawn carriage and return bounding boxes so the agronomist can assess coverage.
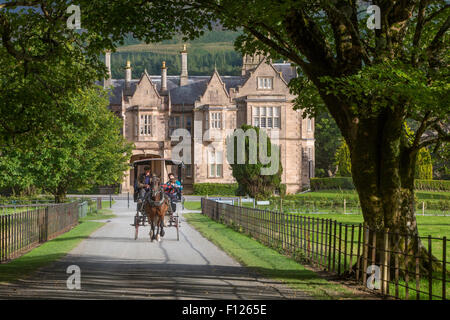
[131,158,184,241]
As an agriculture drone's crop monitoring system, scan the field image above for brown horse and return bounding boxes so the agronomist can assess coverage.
[142,175,169,242]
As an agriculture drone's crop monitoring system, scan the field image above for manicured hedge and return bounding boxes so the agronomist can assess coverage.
[311,177,450,192]
[414,180,450,191]
[310,177,355,191]
[193,183,239,196]
[0,195,55,205]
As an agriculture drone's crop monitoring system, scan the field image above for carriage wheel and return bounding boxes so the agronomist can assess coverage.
[134,215,139,240]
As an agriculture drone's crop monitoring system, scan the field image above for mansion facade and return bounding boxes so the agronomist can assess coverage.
[104,46,315,194]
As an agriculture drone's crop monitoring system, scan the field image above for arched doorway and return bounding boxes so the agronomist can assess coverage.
[128,153,165,189]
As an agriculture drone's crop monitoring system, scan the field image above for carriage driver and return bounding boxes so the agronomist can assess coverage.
[137,165,152,212]
[162,172,183,216]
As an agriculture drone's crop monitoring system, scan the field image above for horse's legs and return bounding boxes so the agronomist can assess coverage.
[160,214,165,237]
[149,219,155,242]
[155,216,161,242]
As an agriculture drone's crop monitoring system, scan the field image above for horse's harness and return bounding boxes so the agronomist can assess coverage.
[145,186,166,207]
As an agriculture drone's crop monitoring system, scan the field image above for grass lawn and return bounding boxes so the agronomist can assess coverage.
[80,207,116,221]
[100,200,115,209]
[185,212,372,299]
[294,213,450,239]
[0,220,104,283]
[285,189,450,201]
[183,201,201,211]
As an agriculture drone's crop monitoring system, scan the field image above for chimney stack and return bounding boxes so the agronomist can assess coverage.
[180,44,188,86]
[104,50,112,88]
[161,61,167,92]
[125,60,132,89]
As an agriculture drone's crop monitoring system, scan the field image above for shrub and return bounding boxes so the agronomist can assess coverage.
[278,184,287,198]
[227,124,283,199]
[193,183,238,195]
[414,179,450,191]
[310,177,355,190]
[415,148,433,180]
[334,140,352,177]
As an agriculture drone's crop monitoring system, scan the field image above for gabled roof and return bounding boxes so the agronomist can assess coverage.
[134,69,161,99]
[102,61,297,106]
[273,63,297,84]
[198,68,231,101]
[169,79,209,105]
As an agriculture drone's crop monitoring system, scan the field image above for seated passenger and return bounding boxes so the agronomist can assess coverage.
[162,173,183,215]
[137,166,152,212]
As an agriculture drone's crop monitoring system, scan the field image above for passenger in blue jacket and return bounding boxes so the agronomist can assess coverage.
[162,173,182,216]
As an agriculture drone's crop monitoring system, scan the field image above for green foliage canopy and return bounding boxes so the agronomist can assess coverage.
[0,88,133,201]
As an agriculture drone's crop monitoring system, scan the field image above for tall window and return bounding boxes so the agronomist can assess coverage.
[140,114,151,136]
[252,107,281,129]
[185,164,192,177]
[169,115,181,136]
[274,107,280,128]
[307,118,312,132]
[185,116,192,134]
[208,149,223,178]
[257,77,273,90]
[210,112,222,129]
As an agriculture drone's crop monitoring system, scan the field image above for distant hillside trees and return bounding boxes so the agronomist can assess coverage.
[110,50,242,78]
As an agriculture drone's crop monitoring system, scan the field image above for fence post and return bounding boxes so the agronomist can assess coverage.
[332,220,337,272]
[405,233,409,299]
[356,223,362,282]
[428,235,432,300]
[97,197,102,210]
[362,224,369,287]
[338,223,342,275]
[381,228,389,295]
[327,219,332,271]
[344,199,346,214]
[443,236,446,300]
[44,206,49,242]
[422,202,425,216]
[415,234,421,300]
[349,224,355,273]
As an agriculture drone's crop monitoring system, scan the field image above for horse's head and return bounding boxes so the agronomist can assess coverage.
[150,175,161,199]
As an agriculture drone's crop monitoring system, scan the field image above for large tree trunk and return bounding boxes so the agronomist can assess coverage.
[54,186,67,203]
[347,109,441,277]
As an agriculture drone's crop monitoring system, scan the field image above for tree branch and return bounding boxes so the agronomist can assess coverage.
[243,24,310,71]
[0,0,41,9]
[323,1,372,67]
[411,0,429,65]
[283,7,337,75]
[412,111,431,148]
[415,121,450,150]
[426,15,450,63]
[424,3,450,24]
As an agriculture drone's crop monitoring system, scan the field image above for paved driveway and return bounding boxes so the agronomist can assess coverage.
[0,200,309,299]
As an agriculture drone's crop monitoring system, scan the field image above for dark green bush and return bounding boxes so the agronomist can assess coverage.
[0,195,54,205]
[310,177,355,190]
[414,180,450,191]
[310,177,449,192]
[279,184,287,197]
[193,183,238,195]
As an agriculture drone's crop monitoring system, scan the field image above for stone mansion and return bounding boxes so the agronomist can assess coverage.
[103,45,315,194]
